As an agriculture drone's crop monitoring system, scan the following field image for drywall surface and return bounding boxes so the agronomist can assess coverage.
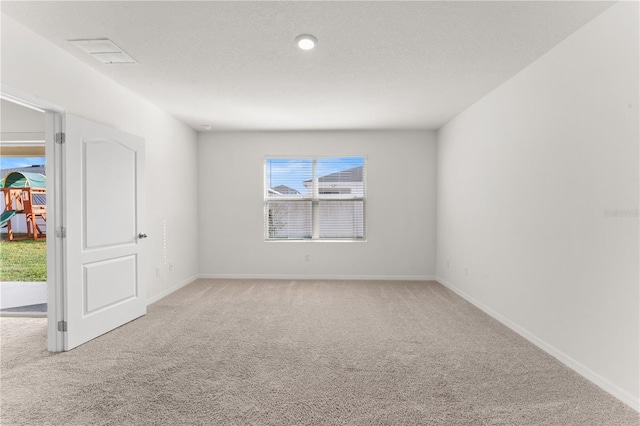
[198,130,436,279]
[437,2,639,408]
[1,99,45,141]
[1,15,199,300]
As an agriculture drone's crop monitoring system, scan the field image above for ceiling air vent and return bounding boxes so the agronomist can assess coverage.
[69,38,136,64]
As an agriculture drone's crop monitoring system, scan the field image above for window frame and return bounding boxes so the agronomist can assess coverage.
[264,156,367,242]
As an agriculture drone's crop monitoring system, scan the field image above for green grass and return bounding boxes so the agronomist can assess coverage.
[0,234,47,282]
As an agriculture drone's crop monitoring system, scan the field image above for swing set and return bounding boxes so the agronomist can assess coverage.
[0,171,47,241]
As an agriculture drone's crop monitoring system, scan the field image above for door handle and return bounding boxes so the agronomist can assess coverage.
[138,233,148,239]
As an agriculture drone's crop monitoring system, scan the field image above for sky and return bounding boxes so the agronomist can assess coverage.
[2,156,362,193]
[266,157,364,194]
[0,157,45,170]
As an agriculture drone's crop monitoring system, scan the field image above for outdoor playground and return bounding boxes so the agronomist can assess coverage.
[0,171,47,282]
[0,171,47,240]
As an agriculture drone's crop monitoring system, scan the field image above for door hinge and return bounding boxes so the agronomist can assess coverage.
[55,132,65,144]
[57,321,67,332]
[55,227,66,238]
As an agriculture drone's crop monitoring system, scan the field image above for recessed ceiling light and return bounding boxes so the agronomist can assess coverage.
[69,38,136,64]
[295,34,317,50]
[200,124,212,131]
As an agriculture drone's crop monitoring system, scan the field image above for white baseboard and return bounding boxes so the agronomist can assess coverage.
[146,275,199,306]
[198,274,436,281]
[435,276,640,412]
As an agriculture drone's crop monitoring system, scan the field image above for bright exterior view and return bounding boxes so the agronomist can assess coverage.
[265,157,366,240]
[0,156,48,315]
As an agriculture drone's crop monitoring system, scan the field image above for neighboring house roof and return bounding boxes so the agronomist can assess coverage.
[271,185,300,195]
[0,165,46,177]
[306,166,363,183]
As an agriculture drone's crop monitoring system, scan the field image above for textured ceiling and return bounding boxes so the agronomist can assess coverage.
[1,1,613,131]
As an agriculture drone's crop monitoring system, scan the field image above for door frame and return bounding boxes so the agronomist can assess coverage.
[1,85,65,352]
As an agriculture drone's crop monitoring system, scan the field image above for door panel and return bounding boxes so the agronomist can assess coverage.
[65,114,146,350]
[84,140,137,248]
[84,256,137,313]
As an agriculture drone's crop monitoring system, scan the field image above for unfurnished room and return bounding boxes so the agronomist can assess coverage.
[0,1,638,425]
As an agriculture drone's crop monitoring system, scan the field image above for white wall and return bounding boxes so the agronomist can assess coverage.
[1,99,44,141]
[198,130,436,279]
[436,2,639,409]
[1,15,200,300]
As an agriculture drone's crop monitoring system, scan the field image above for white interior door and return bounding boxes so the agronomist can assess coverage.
[64,114,146,350]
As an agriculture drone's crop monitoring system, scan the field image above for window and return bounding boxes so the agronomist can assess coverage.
[265,157,366,240]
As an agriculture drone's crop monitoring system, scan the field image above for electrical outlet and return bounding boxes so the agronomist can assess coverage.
[169,263,174,271]
[464,267,468,275]
[305,254,310,262]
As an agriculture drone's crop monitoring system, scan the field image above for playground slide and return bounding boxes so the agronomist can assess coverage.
[0,210,18,228]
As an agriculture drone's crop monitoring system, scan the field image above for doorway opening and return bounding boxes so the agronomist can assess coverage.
[1,88,146,352]
[0,98,47,317]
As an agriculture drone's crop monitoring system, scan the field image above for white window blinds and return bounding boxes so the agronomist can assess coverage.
[264,157,366,240]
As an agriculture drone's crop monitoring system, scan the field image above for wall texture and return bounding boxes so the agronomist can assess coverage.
[198,130,437,279]
[1,99,45,142]
[1,15,200,301]
[436,2,639,409]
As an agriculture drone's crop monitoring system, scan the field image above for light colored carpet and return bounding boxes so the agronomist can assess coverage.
[1,279,637,425]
